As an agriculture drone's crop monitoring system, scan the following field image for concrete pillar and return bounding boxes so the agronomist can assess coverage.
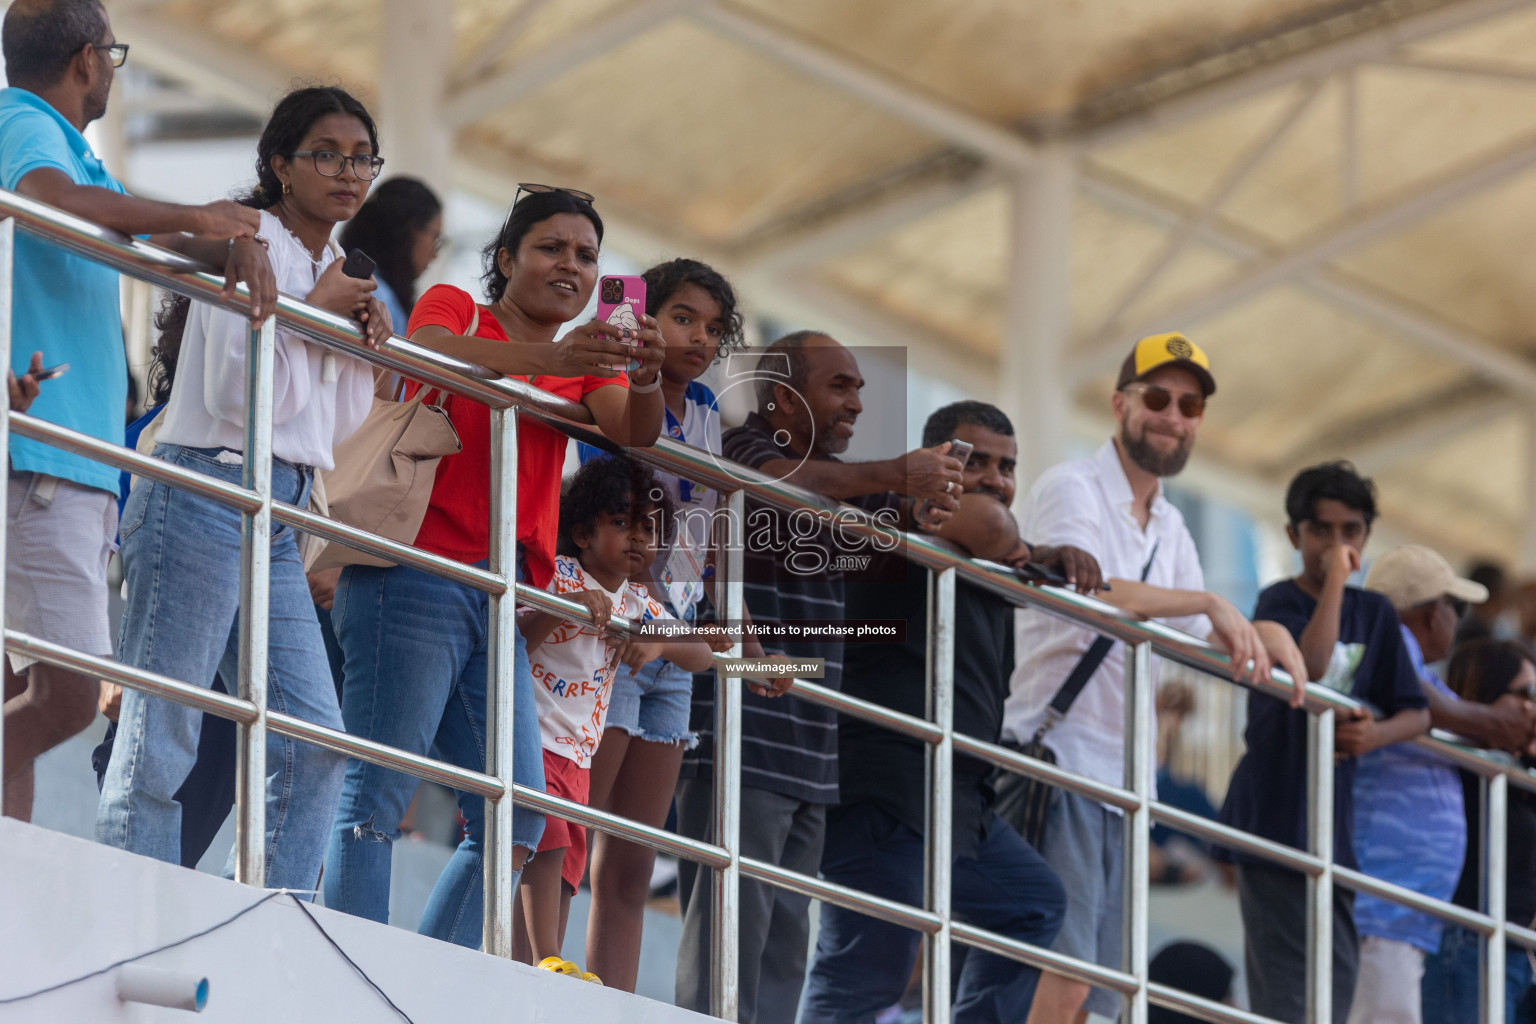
[377,0,454,195]
[1520,409,1536,572]
[998,144,1076,499]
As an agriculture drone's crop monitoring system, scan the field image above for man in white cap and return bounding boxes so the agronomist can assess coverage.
[1350,544,1536,1024]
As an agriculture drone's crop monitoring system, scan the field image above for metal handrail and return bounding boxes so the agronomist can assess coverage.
[1,187,1527,1024]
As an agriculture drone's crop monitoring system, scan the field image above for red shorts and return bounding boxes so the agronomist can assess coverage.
[536,749,591,893]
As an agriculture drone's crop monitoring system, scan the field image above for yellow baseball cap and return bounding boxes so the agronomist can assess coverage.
[1116,332,1216,397]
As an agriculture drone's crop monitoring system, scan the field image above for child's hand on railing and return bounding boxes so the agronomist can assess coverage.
[615,637,663,672]
[1254,620,1309,708]
[694,623,737,654]
[568,589,614,631]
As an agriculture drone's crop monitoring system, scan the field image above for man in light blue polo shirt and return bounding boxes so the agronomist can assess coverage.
[1,0,276,820]
[1352,545,1536,1024]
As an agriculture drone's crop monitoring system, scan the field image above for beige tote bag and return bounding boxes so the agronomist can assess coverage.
[309,310,474,570]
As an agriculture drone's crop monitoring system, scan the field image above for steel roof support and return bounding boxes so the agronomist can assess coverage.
[1072,137,1536,384]
[691,2,1040,171]
[1087,80,1323,349]
[1077,0,1536,149]
[445,0,704,127]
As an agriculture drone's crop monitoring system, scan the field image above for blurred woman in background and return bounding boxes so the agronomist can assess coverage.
[338,175,442,330]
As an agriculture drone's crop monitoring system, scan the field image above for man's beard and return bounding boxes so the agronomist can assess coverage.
[1120,421,1192,477]
[814,413,855,455]
[85,82,111,125]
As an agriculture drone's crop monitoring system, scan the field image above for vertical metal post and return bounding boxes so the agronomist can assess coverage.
[1484,772,1509,1024]
[1305,706,1336,1024]
[1122,641,1152,1024]
[711,488,744,1021]
[922,567,956,1024]
[483,406,519,956]
[0,217,13,779]
[234,317,275,885]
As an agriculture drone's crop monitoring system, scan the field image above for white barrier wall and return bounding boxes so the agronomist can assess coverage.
[0,818,712,1024]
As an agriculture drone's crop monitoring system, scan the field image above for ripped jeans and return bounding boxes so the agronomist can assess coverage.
[320,560,545,947]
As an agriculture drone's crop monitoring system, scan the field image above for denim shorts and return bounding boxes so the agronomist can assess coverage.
[606,656,698,748]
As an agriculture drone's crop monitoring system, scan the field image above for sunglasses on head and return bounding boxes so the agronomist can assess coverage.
[1121,383,1206,419]
[513,182,596,206]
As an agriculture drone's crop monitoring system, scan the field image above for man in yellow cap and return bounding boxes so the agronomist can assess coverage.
[1002,333,1306,1024]
[1350,545,1536,1024]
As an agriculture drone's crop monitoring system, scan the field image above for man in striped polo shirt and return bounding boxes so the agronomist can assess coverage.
[674,330,964,1024]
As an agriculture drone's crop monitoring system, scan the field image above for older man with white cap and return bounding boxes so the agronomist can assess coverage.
[1350,545,1536,1024]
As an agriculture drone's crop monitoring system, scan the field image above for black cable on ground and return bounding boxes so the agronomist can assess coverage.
[0,888,416,1022]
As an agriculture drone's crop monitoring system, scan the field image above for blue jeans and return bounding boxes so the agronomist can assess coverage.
[321,561,545,948]
[97,444,345,892]
[1423,926,1536,1024]
[801,801,1067,1024]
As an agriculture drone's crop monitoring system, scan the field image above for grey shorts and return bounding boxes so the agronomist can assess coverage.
[5,471,117,672]
[1038,789,1126,1019]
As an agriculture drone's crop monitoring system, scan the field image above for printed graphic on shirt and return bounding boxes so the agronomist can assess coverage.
[530,555,672,767]
[1318,642,1366,696]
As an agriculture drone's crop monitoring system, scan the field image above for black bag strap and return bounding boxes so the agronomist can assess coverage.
[1031,540,1160,743]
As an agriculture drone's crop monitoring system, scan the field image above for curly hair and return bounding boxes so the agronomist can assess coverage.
[558,454,676,559]
[642,258,745,358]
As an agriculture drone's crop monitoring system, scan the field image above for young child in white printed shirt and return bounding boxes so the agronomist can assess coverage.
[515,455,726,981]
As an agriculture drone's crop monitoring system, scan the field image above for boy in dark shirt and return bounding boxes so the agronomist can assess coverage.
[1219,461,1430,1024]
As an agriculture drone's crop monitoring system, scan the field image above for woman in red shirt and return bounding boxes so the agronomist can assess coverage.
[321,188,665,948]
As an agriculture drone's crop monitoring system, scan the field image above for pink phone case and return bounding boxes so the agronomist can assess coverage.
[597,275,646,334]
[597,275,646,373]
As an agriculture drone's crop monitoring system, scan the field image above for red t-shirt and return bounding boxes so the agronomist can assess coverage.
[406,284,625,587]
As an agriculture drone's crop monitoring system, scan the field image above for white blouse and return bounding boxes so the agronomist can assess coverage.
[156,208,374,471]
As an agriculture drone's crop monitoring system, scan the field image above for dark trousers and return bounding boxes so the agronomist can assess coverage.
[674,778,826,1024]
[1236,860,1359,1024]
[800,801,1066,1024]
[91,674,237,868]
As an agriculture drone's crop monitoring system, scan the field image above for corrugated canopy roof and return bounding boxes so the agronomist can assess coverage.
[110,0,1536,563]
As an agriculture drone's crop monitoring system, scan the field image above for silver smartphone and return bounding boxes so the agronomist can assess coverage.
[915,438,974,524]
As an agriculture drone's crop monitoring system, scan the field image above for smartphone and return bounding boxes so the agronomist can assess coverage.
[597,275,646,373]
[35,362,68,380]
[915,438,974,525]
[341,249,376,280]
[1016,562,1068,587]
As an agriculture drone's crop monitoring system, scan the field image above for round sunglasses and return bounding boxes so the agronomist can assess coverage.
[1121,383,1206,419]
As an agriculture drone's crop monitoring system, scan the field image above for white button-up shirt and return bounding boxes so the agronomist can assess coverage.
[1003,439,1211,795]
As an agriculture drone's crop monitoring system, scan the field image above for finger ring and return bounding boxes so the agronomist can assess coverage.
[945,481,955,494]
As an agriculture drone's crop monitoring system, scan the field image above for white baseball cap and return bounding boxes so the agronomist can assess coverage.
[1364,544,1488,611]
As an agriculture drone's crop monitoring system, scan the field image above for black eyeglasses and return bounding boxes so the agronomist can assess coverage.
[1120,383,1206,419]
[92,43,129,68]
[513,182,596,205]
[289,150,385,181]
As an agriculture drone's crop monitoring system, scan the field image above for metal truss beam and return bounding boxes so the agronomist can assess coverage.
[1271,383,1517,477]
[691,2,1040,171]
[445,0,704,127]
[1074,148,1536,395]
[1077,0,1536,148]
[113,11,289,117]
